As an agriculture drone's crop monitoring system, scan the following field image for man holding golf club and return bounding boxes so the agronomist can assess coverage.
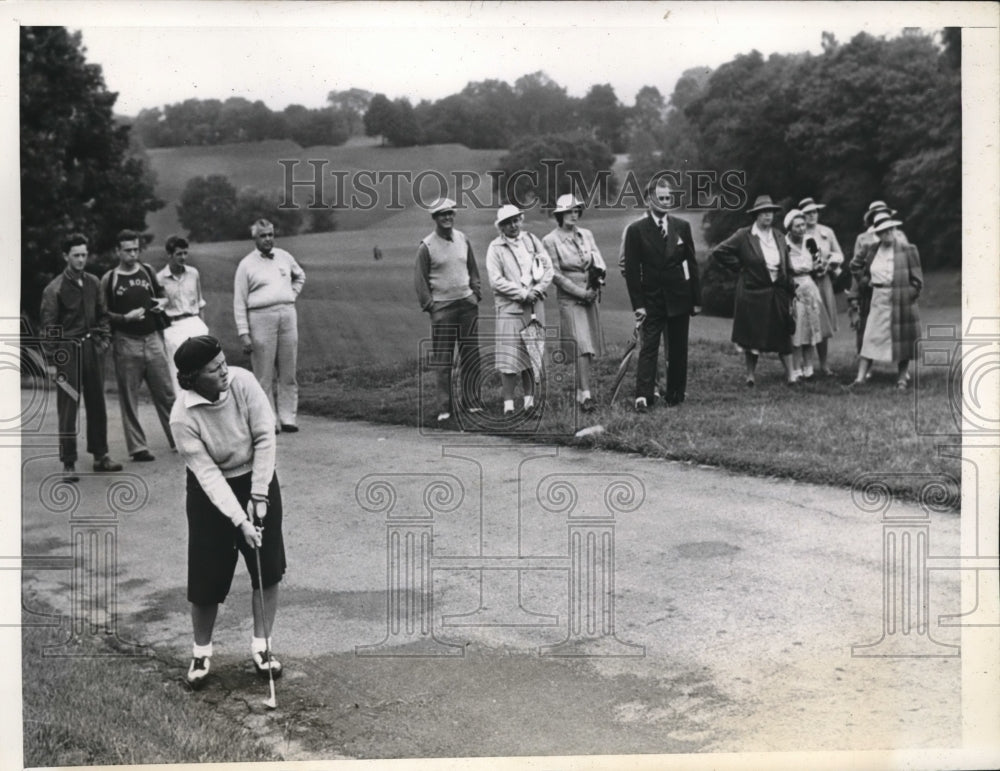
[169,335,286,694]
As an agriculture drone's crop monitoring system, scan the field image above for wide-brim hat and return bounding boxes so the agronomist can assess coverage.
[495,204,523,226]
[783,208,805,231]
[747,195,782,214]
[863,200,897,226]
[553,194,584,214]
[798,197,826,214]
[870,211,903,233]
[428,197,457,217]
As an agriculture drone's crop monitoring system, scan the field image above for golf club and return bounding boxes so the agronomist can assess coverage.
[609,319,642,404]
[252,529,277,710]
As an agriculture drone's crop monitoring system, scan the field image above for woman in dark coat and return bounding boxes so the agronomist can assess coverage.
[710,195,797,386]
[847,212,923,388]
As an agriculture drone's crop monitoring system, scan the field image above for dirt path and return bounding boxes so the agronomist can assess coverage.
[19,397,962,761]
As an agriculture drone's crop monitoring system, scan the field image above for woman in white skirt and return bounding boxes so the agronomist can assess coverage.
[485,205,554,416]
[783,209,831,380]
[848,212,923,388]
[542,194,606,412]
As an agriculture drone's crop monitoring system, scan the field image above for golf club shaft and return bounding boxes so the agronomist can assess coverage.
[253,535,277,707]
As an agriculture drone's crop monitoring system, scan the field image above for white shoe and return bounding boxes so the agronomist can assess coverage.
[252,649,282,679]
[436,412,451,422]
[187,656,210,689]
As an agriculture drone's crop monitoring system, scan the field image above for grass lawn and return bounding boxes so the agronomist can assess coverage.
[21,608,277,766]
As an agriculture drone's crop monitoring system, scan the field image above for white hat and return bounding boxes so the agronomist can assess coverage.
[870,211,903,233]
[863,200,897,226]
[798,197,826,214]
[552,194,584,214]
[495,204,523,226]
[428,197,457,217]
[783,208,805,231]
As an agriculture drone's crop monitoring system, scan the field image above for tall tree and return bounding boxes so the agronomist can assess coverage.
[20,26,163,319]
[327,87,373,135]
[580,84,626,152]
[363,93,398,146]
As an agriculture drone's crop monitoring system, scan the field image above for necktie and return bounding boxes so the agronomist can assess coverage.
[659,218,669,240]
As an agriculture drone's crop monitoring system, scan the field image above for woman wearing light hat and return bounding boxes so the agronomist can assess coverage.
[542,194,606,412]
[784,209,830,379]
[849,201,909,351]
[710,195,797,385]
[847,212,923,388]
[485,204,554,416]
[798,197,844,376]
[169,335,286,689]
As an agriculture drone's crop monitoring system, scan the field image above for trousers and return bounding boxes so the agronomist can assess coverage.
[248,303,299,427]
[55,337,109,463]
[112,331,176,455]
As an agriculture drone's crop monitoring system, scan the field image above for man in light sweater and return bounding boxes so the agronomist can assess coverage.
[233,219,306,433]
[169,335,286,689]
[414,197,484,423]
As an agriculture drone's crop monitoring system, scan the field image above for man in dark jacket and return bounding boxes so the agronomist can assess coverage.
[623,178,702,411]
[40,233,123,480]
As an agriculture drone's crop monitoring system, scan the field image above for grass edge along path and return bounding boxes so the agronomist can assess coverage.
[299,338,961,510]
[21,590,279,767]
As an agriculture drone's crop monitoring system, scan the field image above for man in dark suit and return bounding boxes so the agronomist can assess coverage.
[623,178,702,412]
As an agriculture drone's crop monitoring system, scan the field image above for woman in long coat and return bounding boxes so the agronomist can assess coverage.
[485,204,554,416]
[847,212,923,388]
[710,195,797,385]
[542,194,606,412]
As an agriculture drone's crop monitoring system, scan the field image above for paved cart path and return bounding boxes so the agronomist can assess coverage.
[19,395,961,760]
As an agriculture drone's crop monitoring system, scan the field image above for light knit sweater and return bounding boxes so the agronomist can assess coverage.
[170,366,276,527]
[233,247,306,336]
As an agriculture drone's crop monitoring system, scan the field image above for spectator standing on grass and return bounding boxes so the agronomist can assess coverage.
[100,229,176,462]
[783,209,830,381]
[710,195,798,386]
[850,200,910,352]
[40,233,124,481]
[486,204,554,417]
[846,212,922,389]
[234,219,306,434]
[158,235,209,388]
[622,178,702,413]
[799,197,844,376]
[169,335,285,690]
[414,197,484,424]
[542,194,607,413]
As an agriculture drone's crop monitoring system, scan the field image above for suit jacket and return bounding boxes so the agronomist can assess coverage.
[623,213,701,317]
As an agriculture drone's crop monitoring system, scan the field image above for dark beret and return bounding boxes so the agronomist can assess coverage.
[174,335,222,376]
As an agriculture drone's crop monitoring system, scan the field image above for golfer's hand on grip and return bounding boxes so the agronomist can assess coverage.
[238,519,262,548]
[246,497,268,522]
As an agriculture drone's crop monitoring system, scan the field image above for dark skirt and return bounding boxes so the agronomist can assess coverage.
[731,282,793,355]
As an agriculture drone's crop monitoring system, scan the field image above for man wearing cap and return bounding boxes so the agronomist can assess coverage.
[798,197,843,376]
[486,204,554,416]
[414,197,484,423]
[169,335,286,689]
[622,177,701,412]
[234,219,306,433]
[100,229,176,462]
[158,235,210,388]
[40,233,123,481]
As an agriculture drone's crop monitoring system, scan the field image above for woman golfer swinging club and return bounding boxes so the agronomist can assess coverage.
[169,335,286,690]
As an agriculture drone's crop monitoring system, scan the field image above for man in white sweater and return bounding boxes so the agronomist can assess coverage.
[169,335,286,689]
[233,219,306,433]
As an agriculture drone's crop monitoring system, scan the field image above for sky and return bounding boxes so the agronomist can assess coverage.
[68,3,930,116]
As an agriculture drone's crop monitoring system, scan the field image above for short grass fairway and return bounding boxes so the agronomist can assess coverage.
[21,614,277,766]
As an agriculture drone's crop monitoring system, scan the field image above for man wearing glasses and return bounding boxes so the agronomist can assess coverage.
[158,235,210,387]
[622,177,702,412]
[414,197,484,423]
[100,229,176,461]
